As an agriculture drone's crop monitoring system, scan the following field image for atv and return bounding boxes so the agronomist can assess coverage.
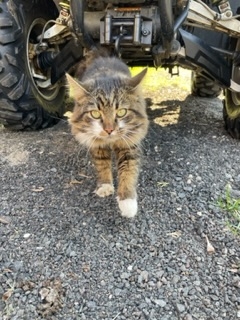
[0,0,240,138]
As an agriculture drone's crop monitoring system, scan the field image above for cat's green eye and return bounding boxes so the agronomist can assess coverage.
[116,108,127,118]
[90,110,101,119]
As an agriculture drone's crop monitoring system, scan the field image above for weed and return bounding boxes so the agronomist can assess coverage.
[217,184,240,236]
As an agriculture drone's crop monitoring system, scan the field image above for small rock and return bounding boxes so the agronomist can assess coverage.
[178,192,186,199]
[232,277,240,288]
[183,186,192,192]
[100,280,105,286]
[154,299,166,307]
[23,233,31,239]
[145,297,151,304]
[114,288,122,296]
[172,275,180,284]
[69,251,76,257]
[127,265,133,271]
[138,270,149,283]
[120,272,130,279]
[87,301,96,309]
[13,260,23,271]
[176,303,185,313]
[149,281,155,287]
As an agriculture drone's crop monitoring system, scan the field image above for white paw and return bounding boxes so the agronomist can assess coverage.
[95,184,114,197]
[117,197,138,218]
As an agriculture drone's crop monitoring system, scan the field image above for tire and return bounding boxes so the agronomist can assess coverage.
[223,89,240,139]
[191,72,222,98]
[0,0,66,130]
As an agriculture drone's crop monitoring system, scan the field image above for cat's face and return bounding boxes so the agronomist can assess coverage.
[67,71,148,148]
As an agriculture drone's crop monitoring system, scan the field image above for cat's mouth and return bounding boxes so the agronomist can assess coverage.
[99,132,117,140]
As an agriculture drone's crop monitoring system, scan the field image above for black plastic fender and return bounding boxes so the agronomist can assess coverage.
[179,28,231,88]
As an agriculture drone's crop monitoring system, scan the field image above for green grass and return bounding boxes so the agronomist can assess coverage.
[217,184,240,236]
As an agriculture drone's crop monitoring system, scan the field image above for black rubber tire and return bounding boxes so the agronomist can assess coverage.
[191,72,222,98]
[223,89,240,139]
[0,0,66,130]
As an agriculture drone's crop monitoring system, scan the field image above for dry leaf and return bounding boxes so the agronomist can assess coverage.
[82,263,90,272]
[32,187,45,192]
[37,279,64,317]
[0,216,10,224]
[167,230,182,238]
[2,289,13,301]
[228,268,238,273]
[205,235,215,254]
[3,268,13,273]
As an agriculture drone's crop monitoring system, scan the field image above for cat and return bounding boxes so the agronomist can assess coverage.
[66,51,149,218]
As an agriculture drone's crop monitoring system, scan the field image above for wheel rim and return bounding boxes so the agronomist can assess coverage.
[27,18,61,101]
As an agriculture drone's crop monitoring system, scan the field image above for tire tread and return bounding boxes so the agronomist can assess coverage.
[191,72,222,98]
[0,0,65,130]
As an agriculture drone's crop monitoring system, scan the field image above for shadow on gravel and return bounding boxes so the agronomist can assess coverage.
[144,94,228,149]
[146,94,224,127]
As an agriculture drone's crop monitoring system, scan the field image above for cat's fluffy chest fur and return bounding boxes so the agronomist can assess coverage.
[67,52,149,218]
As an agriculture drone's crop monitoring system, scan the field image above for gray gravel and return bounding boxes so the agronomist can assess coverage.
[0,70,240,320]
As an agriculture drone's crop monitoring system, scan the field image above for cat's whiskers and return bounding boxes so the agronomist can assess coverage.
[86,136,98,157]
[119,133,136,150]
[124,132,150,153]
[118,123,143,137]
[50,115,69,123]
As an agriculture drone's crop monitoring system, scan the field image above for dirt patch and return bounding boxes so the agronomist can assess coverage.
[4,149,29,166]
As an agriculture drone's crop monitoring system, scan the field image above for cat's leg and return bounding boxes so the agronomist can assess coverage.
[90,147,114,197]
[114,146,141,218]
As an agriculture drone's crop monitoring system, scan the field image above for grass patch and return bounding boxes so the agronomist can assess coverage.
[217,184,240,236]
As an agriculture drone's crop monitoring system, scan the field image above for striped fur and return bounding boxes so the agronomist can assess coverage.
[67,51,149,218]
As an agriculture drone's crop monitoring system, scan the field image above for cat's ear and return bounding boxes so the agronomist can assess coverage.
[65,73,90,97]
[127,68,147,90]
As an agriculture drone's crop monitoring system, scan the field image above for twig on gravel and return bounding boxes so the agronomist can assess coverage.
[112,312,121,320]
[100,234,108,243]
[69,178,83,185]
[78,172,92,178]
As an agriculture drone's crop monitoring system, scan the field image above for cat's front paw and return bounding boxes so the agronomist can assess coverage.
[117,197,138,218]
[95,183,114,197]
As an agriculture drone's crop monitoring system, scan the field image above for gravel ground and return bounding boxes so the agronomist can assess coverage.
[0,69,240,320]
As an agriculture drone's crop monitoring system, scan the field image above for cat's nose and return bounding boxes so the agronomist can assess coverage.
[105,127,114,135]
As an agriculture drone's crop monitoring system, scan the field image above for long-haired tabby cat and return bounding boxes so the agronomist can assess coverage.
[66,50,149,218]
